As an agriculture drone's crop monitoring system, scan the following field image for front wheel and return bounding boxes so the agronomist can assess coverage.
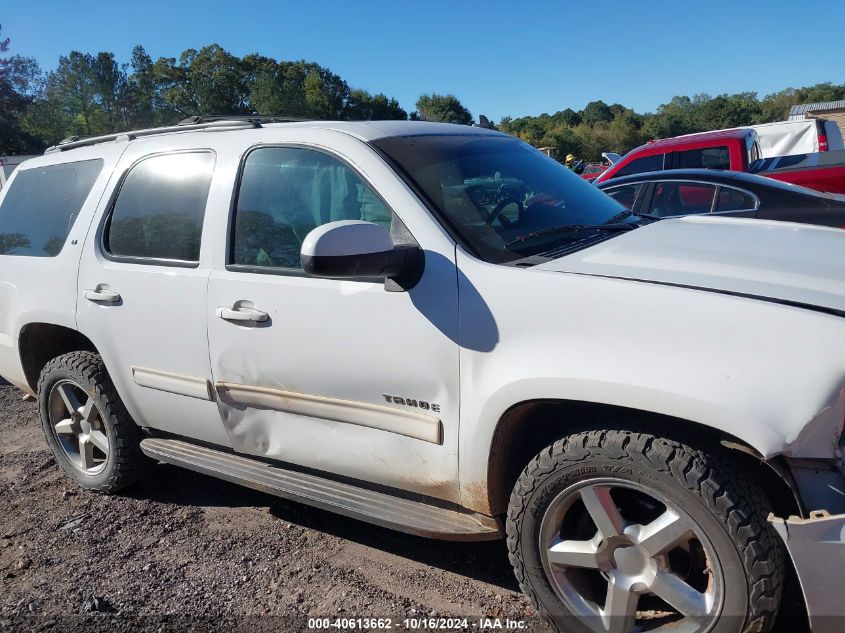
[506,429,783,633]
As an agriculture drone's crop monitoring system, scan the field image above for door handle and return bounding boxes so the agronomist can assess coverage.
[216,306,269,323]
[85,288,121,303]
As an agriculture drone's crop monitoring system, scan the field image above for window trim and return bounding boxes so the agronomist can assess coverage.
[225,143,406,281]
[623,179,760,218]
[99,149,216,269]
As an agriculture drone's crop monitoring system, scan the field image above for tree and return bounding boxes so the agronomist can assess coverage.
[345,89,406,120]
[0,25,44,153]
[415,93,472,125]
[582,100,613,126]
[50,52,100,135]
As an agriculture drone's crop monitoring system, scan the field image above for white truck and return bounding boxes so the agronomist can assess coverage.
[0,118,843,633]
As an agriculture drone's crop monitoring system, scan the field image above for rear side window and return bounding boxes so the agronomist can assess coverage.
[676,146,730,170]
[0,159,103,257]
[716,187,757,212]
[647,182,717,217]
[615,154,664,177]
[105,152,214,263]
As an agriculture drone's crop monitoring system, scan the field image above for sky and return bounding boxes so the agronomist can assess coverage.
[3,0,845,121]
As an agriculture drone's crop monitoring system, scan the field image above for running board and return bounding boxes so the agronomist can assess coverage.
[140,438,502,541]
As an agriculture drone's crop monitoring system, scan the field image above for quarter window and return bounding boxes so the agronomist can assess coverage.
[0,159,103,257]
[105,152,214,262]
[231,147,393,270]
[716,187,757,212]
[647,182,717,217]
[603,183,643,209]
[615,154,664,177]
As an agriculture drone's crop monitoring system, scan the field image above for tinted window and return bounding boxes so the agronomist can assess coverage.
[0,159,103,257]
[603,183,643,209]
[716,187,757,212]
[105,153,214,262]
[232,147,393,269]
[372,135,631,263]
[676,146,730,170]
[616,154,664,177]
[647,182,717,217]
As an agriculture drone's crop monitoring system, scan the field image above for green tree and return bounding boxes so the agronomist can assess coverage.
[415,93,472,125]
[0,25,44,153]
[582,100,613,126]
[345,89,406,120]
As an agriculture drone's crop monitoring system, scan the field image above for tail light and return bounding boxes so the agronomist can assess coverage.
[820,134,829,152]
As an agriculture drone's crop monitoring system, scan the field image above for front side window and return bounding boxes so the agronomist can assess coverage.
[676,146,730,170]
[647,182,717,217]
[372,134,632,263]
[105,152,214,262]
[603,183,644,209]
[231,147,393,270]
[615,154,664,177]
[0,159,103,257]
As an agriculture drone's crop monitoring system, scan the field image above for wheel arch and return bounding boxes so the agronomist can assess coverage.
[482,398,800,519]
[19,322,98,393]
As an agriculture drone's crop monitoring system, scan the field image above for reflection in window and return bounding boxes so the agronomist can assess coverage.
[106,153,214,261]
[0,159,103,257]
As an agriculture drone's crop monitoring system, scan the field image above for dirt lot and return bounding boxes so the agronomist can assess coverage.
[0,380,547,632]
[0,378,810,633]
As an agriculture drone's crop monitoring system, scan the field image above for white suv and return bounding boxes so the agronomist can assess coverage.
[1,118,844,633]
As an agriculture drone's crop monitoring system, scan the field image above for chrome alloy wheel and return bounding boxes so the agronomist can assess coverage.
[47,379,110,474]
[539,479,723,633]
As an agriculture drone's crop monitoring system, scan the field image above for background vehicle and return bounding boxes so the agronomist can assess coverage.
[1,119,845,633]
[750,118,844,156]
[579,162,608,182]
[594,127,845,194]
[598,168,845,226]
[0,155,36,191]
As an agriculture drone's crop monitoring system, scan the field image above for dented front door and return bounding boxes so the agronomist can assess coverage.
[205,140,461,502]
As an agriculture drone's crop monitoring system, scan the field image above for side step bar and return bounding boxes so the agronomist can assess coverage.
[140,438,503,541]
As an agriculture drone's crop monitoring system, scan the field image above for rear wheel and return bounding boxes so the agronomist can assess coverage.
[37,351,148,493]
[507,429,783,633]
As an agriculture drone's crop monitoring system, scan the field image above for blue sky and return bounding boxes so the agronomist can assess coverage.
[4,1,844,121]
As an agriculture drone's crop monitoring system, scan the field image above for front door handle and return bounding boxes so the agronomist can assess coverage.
[85,288,121,303]
[216,306,269,323]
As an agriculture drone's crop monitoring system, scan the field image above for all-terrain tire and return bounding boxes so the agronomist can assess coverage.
[506,429,784,633]
[37,351,149,493]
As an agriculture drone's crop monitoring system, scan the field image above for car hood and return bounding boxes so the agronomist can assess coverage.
[535,215,845,314]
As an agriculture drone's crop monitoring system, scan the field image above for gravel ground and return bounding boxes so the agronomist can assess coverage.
[0,378,809,633]
[0,380,548,632]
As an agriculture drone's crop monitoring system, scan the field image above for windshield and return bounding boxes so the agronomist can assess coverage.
[372,134,633,263]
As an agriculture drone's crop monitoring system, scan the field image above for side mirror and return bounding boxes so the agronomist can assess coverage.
[301,221,423,286]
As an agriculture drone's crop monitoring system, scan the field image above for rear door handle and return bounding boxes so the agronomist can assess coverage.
[84,288,121,303]
[216,306,269,323]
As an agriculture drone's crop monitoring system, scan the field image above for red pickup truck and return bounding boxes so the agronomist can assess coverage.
[594,128,845,194]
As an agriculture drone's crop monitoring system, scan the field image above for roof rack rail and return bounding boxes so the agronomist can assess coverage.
[177,114,311,125]
[44,118,262,154]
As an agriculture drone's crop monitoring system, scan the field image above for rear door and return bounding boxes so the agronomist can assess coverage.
[76,141,231,448]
